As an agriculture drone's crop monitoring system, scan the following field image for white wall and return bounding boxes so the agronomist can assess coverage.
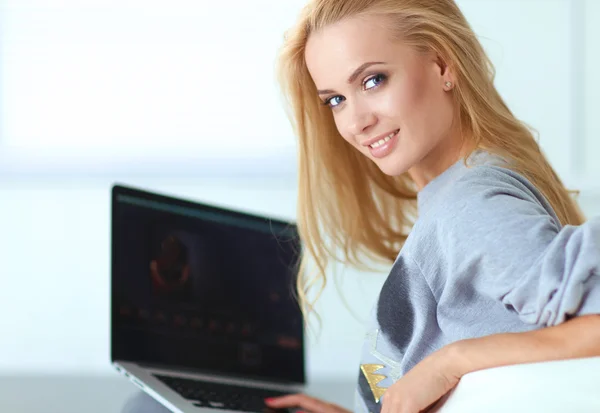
[0,0,598,382]
[584,0,600,181]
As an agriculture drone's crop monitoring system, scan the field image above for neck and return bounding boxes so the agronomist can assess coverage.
[409,131,474,191]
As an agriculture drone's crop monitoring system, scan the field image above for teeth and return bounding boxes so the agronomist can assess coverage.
[370,130,397,148]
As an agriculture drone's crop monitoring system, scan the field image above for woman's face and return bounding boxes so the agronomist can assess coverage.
[305,15,464,188]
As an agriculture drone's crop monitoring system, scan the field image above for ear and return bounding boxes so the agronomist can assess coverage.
[435,54,455,90]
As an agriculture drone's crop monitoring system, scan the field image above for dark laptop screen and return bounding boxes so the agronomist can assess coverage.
[111,185,305,384]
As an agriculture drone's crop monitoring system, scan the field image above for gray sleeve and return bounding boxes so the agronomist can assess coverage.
[442,167,600,327]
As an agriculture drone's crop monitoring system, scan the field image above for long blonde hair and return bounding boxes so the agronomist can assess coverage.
[276,0,585,319]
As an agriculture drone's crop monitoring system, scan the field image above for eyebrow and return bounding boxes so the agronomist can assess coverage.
[317,61,386,95]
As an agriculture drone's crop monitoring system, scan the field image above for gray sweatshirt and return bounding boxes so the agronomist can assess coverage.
[354,151,600,413]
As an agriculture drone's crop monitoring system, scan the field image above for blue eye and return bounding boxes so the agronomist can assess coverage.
[324,95,345,108]
[363,73,387,90]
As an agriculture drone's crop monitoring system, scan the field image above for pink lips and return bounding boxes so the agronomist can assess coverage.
[367,130,399,159]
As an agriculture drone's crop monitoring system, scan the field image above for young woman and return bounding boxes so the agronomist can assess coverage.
[264,0,600,412]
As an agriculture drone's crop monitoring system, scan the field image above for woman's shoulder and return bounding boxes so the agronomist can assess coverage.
[455,150,538,196]
[413,152,561,245]
[426,151,555,218]
[455,162,541,203]
[453,159,555,219]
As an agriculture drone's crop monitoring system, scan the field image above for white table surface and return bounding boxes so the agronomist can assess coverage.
[0,374,140,413]
[2,357,599,413]
[0,374,354,413]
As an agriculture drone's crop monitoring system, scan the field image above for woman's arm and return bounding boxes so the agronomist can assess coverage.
[378,315,600,413]
[437,167,600,327]
[451,314,600,376]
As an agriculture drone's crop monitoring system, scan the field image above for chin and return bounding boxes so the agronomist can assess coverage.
[375,159,410,177]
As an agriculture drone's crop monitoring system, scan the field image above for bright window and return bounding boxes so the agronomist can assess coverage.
[0,0,303,174]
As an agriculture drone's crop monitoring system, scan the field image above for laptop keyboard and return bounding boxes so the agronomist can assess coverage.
[154,374,292,412]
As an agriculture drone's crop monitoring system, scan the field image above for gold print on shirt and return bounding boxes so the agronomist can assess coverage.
[366,329,402,381]
[360,364,387,403]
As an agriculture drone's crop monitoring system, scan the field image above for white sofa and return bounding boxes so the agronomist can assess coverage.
[434,357,600,413]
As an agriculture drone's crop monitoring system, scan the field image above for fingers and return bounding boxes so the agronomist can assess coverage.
[381,396,418,413]
[264,394,336,413]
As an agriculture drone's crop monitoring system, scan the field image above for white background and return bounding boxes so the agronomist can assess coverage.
[0,0,598,382]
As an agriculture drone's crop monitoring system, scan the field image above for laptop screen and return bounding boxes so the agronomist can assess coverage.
[111,185,305,384]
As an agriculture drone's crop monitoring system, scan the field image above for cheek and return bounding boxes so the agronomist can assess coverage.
[333,117,357,146]
[392,77,452,138]
[375,77,424,123]
[422,88,454,139]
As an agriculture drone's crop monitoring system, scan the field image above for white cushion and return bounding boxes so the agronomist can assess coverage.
[434,357,600,413]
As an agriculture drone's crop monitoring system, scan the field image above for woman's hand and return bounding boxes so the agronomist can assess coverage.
[264,394,351,413]
[380,344,464,413]
[264,343,464,413]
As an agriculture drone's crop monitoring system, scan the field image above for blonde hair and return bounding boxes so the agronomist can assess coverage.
[276,0,585,320]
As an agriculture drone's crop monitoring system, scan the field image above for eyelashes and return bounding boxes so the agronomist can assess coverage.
[322,73,388,109]
[363,73,387,90]
[323,95,345,107]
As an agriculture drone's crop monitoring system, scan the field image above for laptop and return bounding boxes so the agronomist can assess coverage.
[110,184,306,413]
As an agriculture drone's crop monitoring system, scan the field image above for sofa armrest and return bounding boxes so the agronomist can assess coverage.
[434,357,600,413]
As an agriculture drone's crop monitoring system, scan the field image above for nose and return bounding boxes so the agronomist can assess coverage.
[347,102,377,137]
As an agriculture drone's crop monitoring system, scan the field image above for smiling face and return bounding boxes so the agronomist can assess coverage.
[305,14,465,188]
